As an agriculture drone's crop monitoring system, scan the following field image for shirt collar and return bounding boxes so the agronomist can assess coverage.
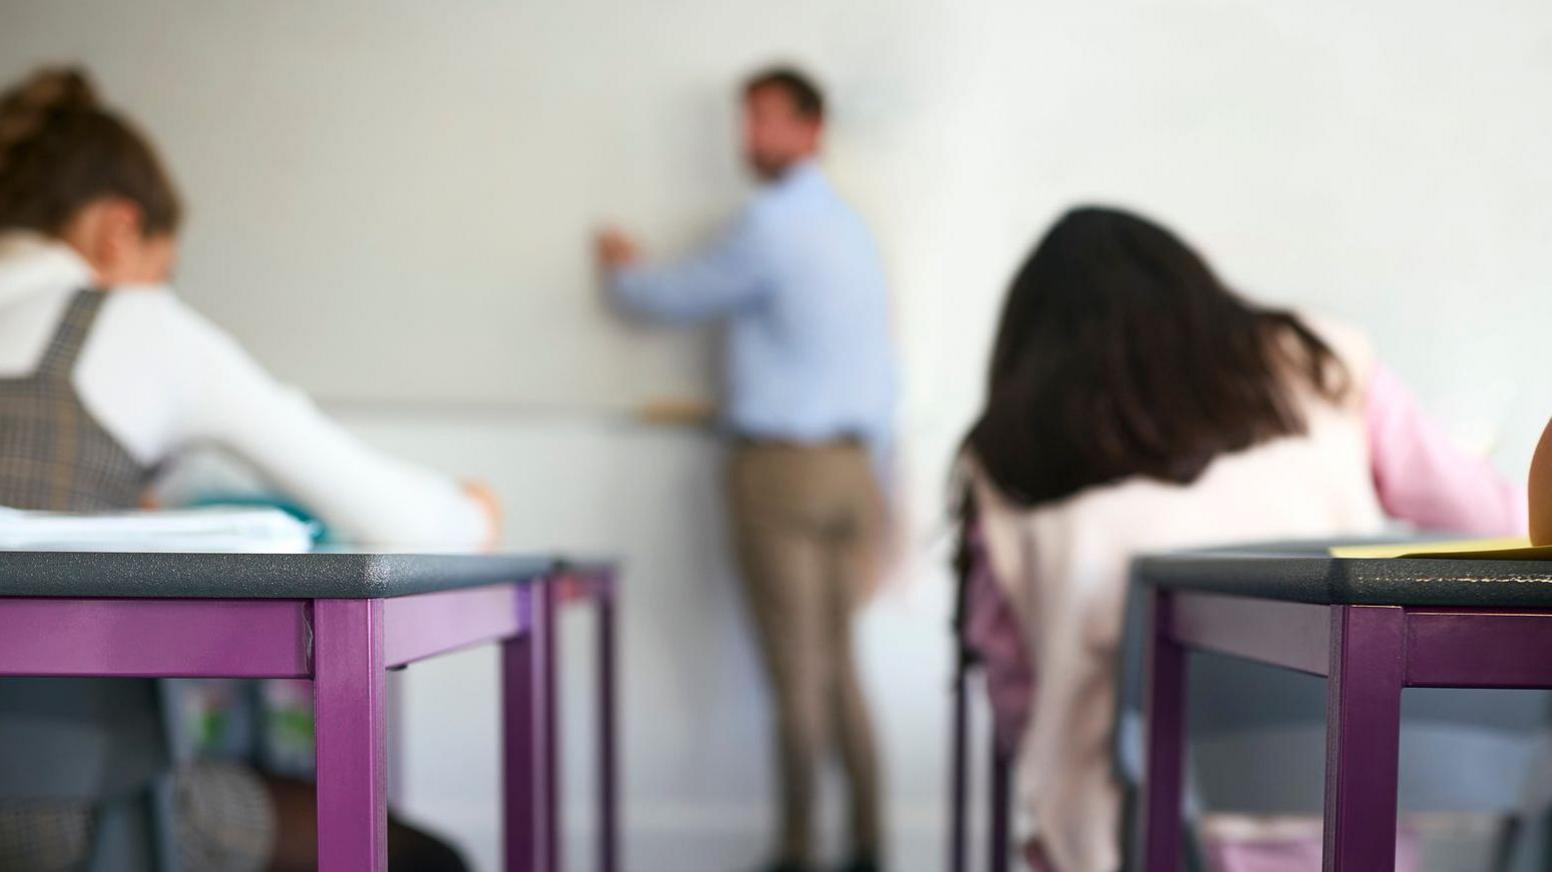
[0,231,96,309]
[772,158,825,191]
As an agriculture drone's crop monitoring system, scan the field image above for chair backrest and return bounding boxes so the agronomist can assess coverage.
[85,777,179,872]
[0,677,178,871]
[0,678,169,800]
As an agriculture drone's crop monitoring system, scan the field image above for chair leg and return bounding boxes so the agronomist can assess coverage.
[990,740,1012,872]
[1323,605,1404,871]
[596,574,619,872]
[950,655,969,872]
[313,599,387,872]
[1143,589,1187,872]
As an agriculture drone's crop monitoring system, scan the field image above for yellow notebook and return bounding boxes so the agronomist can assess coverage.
[1330,537,1552,560]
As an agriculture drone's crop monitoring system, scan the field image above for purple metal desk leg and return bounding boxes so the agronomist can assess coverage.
[990,742,1011,871]
[314,599,388,872]
[949,652,969,872]
[597,572,619,872]
[504,585,541,870]
[1143,589,1186,872]
[1323,605,1404,871]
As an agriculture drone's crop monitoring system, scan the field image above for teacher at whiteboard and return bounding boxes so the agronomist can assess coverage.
[596,66,895,872]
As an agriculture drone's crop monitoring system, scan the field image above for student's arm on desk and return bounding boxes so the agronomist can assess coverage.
[606,208,773,324]
[104,293,494,548]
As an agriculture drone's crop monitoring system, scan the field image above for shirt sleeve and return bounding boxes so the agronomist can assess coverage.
[1366,363,1527,537]
[609,207,774,324]
[82,292,491,549]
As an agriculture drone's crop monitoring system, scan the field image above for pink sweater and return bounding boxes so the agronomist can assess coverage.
[1363,365,1525,535]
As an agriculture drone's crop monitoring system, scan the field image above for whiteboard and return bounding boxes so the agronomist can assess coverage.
[3,0,1551,442]
[0,0,938,409]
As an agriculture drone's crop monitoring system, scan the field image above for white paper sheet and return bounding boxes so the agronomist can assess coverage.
[0,506,316,553]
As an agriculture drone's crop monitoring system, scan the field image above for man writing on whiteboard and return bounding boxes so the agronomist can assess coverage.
[596,66,894,872]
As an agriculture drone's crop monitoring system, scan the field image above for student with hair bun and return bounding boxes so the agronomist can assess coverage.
[0,66,498,542]
[0,66,490,871]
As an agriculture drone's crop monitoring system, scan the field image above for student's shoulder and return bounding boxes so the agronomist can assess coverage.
[1295,311,1376,378]
[100,287,225,336]
[97,285,186,321]
[95,287,248,364]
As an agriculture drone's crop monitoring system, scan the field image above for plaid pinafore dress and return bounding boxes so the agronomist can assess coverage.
[0,289,149,511]
[0,290,273,870]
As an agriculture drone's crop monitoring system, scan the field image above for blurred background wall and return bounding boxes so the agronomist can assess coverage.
[3,1,1551,869]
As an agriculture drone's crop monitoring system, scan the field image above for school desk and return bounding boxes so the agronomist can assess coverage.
[1134,542,1552,871]
[0,550,618,872]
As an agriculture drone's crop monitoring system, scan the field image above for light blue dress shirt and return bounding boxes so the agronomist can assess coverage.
[611,161,896,455]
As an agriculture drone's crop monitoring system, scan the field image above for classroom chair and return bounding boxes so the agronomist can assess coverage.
[947,552,1014,872]
[1114,573,1552,872]
[0,678,179,871]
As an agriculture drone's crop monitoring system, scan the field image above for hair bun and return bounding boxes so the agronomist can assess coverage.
[0,67,100,155]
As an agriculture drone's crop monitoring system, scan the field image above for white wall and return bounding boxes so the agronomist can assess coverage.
[5,0,1552,869]
[0,0,968,411]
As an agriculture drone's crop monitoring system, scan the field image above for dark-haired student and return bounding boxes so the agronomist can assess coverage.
[596,66,895,872]
[0,67,494,870]
[955,206,1525,871]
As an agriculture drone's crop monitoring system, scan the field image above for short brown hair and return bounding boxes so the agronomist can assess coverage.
[0,66,182,237]
[744,66,824,122]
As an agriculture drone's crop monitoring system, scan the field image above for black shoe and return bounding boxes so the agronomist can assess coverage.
[836,854,880,872]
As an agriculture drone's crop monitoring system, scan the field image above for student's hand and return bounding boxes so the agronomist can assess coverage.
[463,480,502,551]
[595,227,640,270]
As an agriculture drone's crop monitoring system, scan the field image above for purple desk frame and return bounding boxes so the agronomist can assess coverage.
[0,561,619,872]
[1141,588,1552,871]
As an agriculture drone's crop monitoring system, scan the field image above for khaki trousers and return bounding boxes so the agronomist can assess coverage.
[727,442,886,863]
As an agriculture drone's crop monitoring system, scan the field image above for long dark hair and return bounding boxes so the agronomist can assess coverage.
[0,67,181,237]
[963,205,1348,509]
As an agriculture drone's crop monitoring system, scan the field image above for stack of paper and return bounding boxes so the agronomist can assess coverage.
[1330,538,1552,560]
[0,506,316,553]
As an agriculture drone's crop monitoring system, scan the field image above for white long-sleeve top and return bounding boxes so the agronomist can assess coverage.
[0,231,488,548]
